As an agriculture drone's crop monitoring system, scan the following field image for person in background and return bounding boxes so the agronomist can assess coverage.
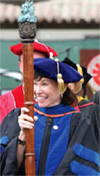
[0,41,58,124]
[0,58,99,175]
[63,57,100,144]
[90,90,100,107]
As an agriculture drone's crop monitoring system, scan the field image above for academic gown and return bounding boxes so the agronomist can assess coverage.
[0,103,99,175]
[78,99,100,143]
[0,85,24,124]
[90,90,100,106]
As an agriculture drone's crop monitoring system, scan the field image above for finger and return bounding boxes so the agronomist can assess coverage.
[21,107,29,114]
[18,114,33,122]
[19,119,34,129]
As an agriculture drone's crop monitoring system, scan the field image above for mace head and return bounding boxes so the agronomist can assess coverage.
[18,0,37,41]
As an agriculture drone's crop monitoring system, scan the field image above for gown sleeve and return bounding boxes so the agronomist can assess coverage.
[79,100,100,144]
[54,113,99,175]
[0,108,21,175]
[90,104,100,144]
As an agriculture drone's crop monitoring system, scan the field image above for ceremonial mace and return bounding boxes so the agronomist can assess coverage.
[18,0,37,175]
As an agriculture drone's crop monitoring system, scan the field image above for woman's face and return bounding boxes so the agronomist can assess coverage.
[34,77,61,107]
[68,81,82,95]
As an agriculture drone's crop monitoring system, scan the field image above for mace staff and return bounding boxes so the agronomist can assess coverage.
[18,1,37,175]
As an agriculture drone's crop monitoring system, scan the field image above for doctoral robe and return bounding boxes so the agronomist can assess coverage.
[0,103,99,175]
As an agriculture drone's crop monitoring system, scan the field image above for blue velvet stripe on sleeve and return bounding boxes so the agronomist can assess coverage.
[70,161,99,176]
[72,144,99,166]
[0,136,9,144]
[0,136,9,154]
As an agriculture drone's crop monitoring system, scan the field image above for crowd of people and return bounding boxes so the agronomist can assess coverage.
[0,41,99,175]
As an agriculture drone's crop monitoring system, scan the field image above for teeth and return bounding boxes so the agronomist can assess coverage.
[37,97,47,100]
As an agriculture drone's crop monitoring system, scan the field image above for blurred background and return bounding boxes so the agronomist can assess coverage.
[0,0,100,98]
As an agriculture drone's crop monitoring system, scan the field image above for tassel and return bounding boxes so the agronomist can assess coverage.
[57,73,65,93]
[76,64,84,83]
[55,58,65,93]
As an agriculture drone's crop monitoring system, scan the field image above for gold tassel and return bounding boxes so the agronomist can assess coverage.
[57,73,65,93]
[76,64,84,83]
[55,58,65,93]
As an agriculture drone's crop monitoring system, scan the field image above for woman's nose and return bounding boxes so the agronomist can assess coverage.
[34,85,42,94]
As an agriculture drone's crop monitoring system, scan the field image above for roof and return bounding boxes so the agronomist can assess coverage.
[0,0,100,24]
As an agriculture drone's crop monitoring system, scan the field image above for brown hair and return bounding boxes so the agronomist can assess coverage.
[62,87,77,106]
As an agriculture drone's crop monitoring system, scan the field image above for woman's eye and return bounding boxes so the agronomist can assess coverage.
[42,82,48,86]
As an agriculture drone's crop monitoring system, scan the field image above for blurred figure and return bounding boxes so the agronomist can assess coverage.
[0,41,58,124]
[90,90,100,106]
[63,57,100,143]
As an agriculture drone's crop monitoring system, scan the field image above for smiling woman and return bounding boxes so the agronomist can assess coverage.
[0,58,99,175]
[34,69,76,108]
[34,57,81,104]
[34,77,62,108]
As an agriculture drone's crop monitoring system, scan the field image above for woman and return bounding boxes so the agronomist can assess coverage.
[0,58,99,175]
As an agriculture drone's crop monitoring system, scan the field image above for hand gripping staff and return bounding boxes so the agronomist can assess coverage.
[18,0,37,175]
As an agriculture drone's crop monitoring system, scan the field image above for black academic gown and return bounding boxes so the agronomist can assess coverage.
[90,90,100,106]
[78,99,100,144]
[0,106,99,176]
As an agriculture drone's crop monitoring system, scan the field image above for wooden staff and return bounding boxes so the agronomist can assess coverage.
[18,1,37,175]
[23,42,35,175]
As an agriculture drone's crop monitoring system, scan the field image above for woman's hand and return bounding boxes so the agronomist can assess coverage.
[17,108,37,168]
[18,107,34,130]
[18,107,34,140]
[17,107,34,168]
